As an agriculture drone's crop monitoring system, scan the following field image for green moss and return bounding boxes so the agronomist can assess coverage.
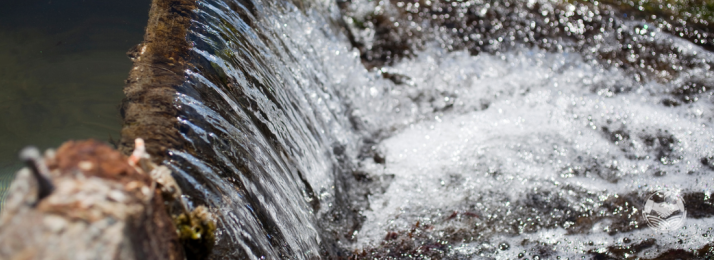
[173,206,216,259]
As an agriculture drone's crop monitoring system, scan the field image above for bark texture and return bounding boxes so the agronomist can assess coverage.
[0,140,184,260]
[120,0,197,162]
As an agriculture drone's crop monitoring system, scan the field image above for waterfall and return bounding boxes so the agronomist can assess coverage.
[154,0,369,257]
[122,0,714,258]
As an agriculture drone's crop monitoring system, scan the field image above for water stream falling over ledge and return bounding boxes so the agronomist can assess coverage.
[115,0,714,258]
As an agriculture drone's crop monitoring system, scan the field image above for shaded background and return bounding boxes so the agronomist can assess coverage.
[0,0,150,205]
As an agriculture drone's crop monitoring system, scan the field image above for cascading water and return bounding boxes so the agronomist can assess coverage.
[165,0,368,257]
[150,0,714,258]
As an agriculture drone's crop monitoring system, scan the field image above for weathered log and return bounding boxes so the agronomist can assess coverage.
[119,0,196,162]
[0,140,185,260]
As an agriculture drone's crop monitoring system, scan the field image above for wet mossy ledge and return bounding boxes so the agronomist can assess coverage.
[0,0,218,259]
[120,0,196,163]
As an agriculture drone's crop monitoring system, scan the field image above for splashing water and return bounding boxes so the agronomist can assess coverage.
[350,47,714,258]
[139,0,714,258]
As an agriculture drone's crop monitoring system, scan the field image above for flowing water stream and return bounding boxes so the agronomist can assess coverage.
[159,0,714,258]
[3,0,714,258]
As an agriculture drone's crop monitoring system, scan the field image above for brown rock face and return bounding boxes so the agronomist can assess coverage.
[0,140,184,260]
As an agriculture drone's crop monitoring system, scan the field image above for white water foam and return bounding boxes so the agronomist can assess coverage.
[244,0,714,256]
[342,47,714,257]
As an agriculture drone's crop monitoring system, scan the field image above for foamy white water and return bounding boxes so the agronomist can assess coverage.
[341,46,714,257]
[138,0,714,257]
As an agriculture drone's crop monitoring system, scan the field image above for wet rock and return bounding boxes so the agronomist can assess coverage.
[593,239,714,259]
[339,0,714,93]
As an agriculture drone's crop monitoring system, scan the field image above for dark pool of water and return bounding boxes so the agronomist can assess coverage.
[0,0,150,203]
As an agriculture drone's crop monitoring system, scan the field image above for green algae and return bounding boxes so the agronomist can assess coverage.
[173,206,216,259]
